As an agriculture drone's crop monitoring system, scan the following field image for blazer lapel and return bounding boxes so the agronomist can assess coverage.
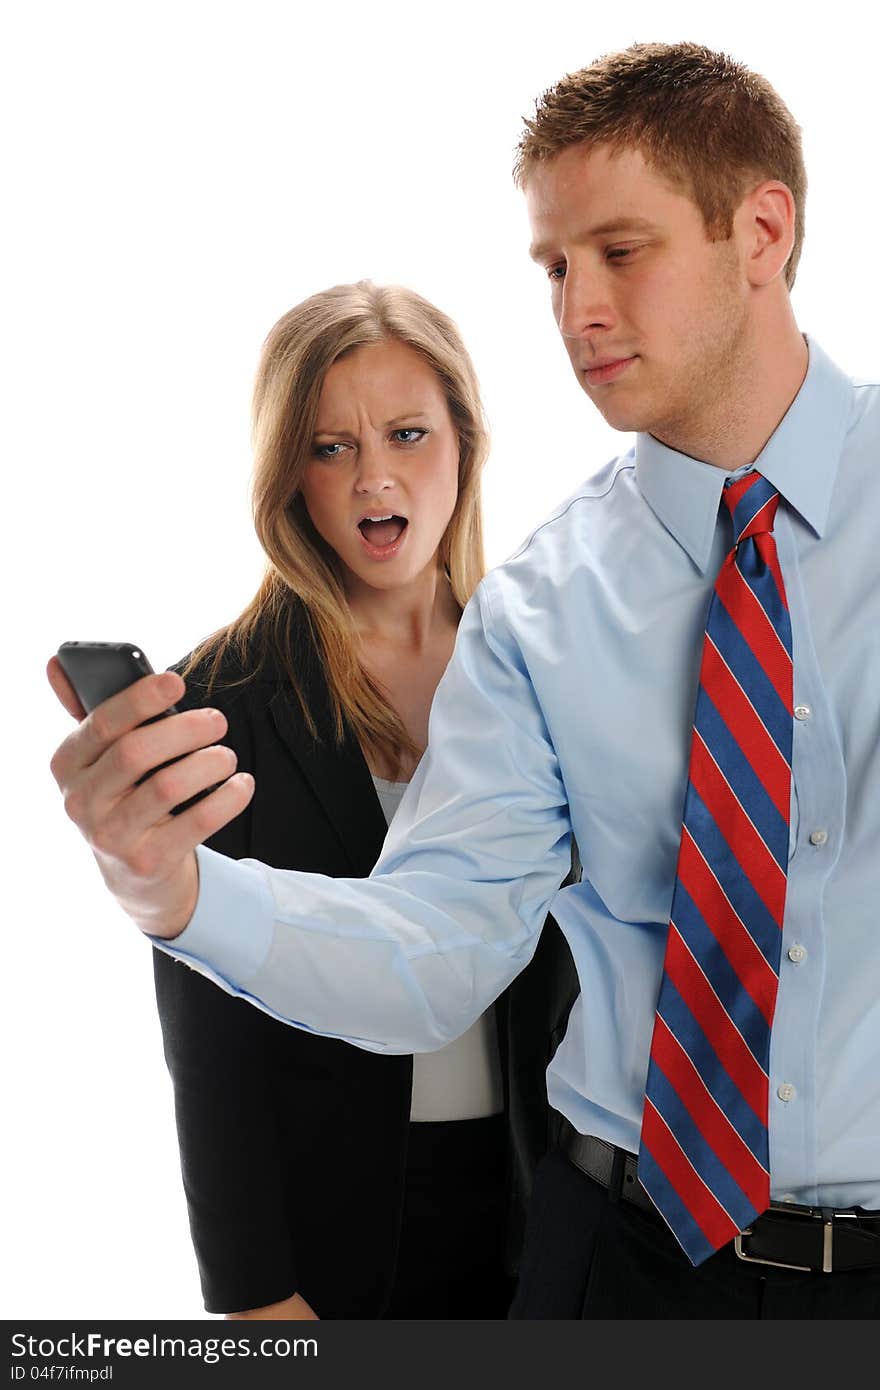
[267,683,388,879]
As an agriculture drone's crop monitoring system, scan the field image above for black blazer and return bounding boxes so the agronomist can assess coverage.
[153,605,578,1317]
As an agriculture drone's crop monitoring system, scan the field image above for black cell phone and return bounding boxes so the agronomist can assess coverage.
[55,641,226,815]
[56,641,163,714]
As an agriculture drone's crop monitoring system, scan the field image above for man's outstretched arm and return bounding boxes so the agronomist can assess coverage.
[48,582,574,1053]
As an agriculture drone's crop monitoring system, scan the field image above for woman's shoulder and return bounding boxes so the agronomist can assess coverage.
[171,601,324,715]
[170,638,250,704]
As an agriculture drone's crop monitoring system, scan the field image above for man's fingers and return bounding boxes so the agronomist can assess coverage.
[46,654,254,942]
[95,708,229,803]
[84,671,186,759]
[147,770,256,871]
[49,668,187,786]
[46,655,87,721]
[96,742,240,850]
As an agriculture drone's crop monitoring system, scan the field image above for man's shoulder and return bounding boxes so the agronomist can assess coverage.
[472,448,637,643]
[849,369,880,430]
[812,338,880,439]
[849,364,880,391]
[483,448,636,596]
[507,449,636,561]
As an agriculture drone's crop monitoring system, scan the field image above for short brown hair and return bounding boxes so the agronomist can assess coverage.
[514,41,806,288]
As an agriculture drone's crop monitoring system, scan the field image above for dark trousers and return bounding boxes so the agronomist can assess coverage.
[383,1114,515,1319]
[509,1147,880,1319]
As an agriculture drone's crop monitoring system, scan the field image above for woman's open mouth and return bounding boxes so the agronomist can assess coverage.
[357,514,409,557]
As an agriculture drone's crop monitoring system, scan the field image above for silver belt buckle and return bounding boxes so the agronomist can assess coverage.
[734,1207,858,1274]
[733,1226,813,1273]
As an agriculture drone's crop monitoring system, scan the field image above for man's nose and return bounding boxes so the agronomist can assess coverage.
[556,264,615,339]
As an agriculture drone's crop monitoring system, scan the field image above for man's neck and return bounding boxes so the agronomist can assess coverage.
[652,311,809,472]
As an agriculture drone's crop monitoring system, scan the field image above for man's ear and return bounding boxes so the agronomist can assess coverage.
[736,180,797,288]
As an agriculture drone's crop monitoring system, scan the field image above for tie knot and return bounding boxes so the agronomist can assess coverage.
[722,471,780,544]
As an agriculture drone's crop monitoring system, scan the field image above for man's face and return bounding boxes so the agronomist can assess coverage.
[525,142,750,450]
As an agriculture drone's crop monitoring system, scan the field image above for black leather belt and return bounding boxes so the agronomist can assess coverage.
[557,1119,880,1274]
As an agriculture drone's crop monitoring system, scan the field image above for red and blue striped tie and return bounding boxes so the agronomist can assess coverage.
[639,470,793,1265]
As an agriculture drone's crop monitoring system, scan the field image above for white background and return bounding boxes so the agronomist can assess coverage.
[5,0,878,1318]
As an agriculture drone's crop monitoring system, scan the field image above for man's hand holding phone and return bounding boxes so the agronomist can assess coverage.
[47,658,255,940]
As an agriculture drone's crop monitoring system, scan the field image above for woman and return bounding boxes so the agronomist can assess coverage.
[152,281,578,1320]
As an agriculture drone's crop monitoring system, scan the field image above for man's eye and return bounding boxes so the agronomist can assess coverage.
[547,265,566,281]
[392,428,427,444]
[607,247,636,262]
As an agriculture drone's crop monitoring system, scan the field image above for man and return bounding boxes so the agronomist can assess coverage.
[49,41,880,1317]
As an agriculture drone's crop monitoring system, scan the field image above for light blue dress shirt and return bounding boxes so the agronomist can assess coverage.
[159,338,880,1210]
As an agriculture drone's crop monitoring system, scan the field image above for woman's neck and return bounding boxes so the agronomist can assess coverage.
[347,566,460,654]
[347,567,462,783]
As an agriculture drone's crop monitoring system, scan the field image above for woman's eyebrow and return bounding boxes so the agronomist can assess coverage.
[385,411,432,427]
[314,411,432,435]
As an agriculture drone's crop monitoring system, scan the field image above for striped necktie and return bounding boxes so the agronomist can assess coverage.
[638,470,794,1266]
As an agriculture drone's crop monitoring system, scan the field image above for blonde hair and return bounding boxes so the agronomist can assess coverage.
[181,281,488,775]
[514,41,807,289]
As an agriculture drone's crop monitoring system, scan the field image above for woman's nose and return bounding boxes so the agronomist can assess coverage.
[353,440,395,494]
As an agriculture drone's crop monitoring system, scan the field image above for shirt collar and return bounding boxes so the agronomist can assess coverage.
[634,336,852,573]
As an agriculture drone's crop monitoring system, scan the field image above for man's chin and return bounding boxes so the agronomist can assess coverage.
[582,389,652,435]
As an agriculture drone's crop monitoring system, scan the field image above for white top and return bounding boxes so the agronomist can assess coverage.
[373,775,504,1122]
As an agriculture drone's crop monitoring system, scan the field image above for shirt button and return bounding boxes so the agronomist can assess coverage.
[788,943,807,964]
[794,705,812,721]
[809,829,828,846]
[777,1083,796,1103]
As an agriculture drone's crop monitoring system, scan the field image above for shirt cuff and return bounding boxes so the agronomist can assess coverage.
[150,844,276,986]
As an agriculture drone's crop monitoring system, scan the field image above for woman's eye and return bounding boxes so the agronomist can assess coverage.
[392,428,427,444]
[313,442,346,459]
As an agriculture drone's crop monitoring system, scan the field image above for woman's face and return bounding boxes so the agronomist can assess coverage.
[299,339,461,600]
